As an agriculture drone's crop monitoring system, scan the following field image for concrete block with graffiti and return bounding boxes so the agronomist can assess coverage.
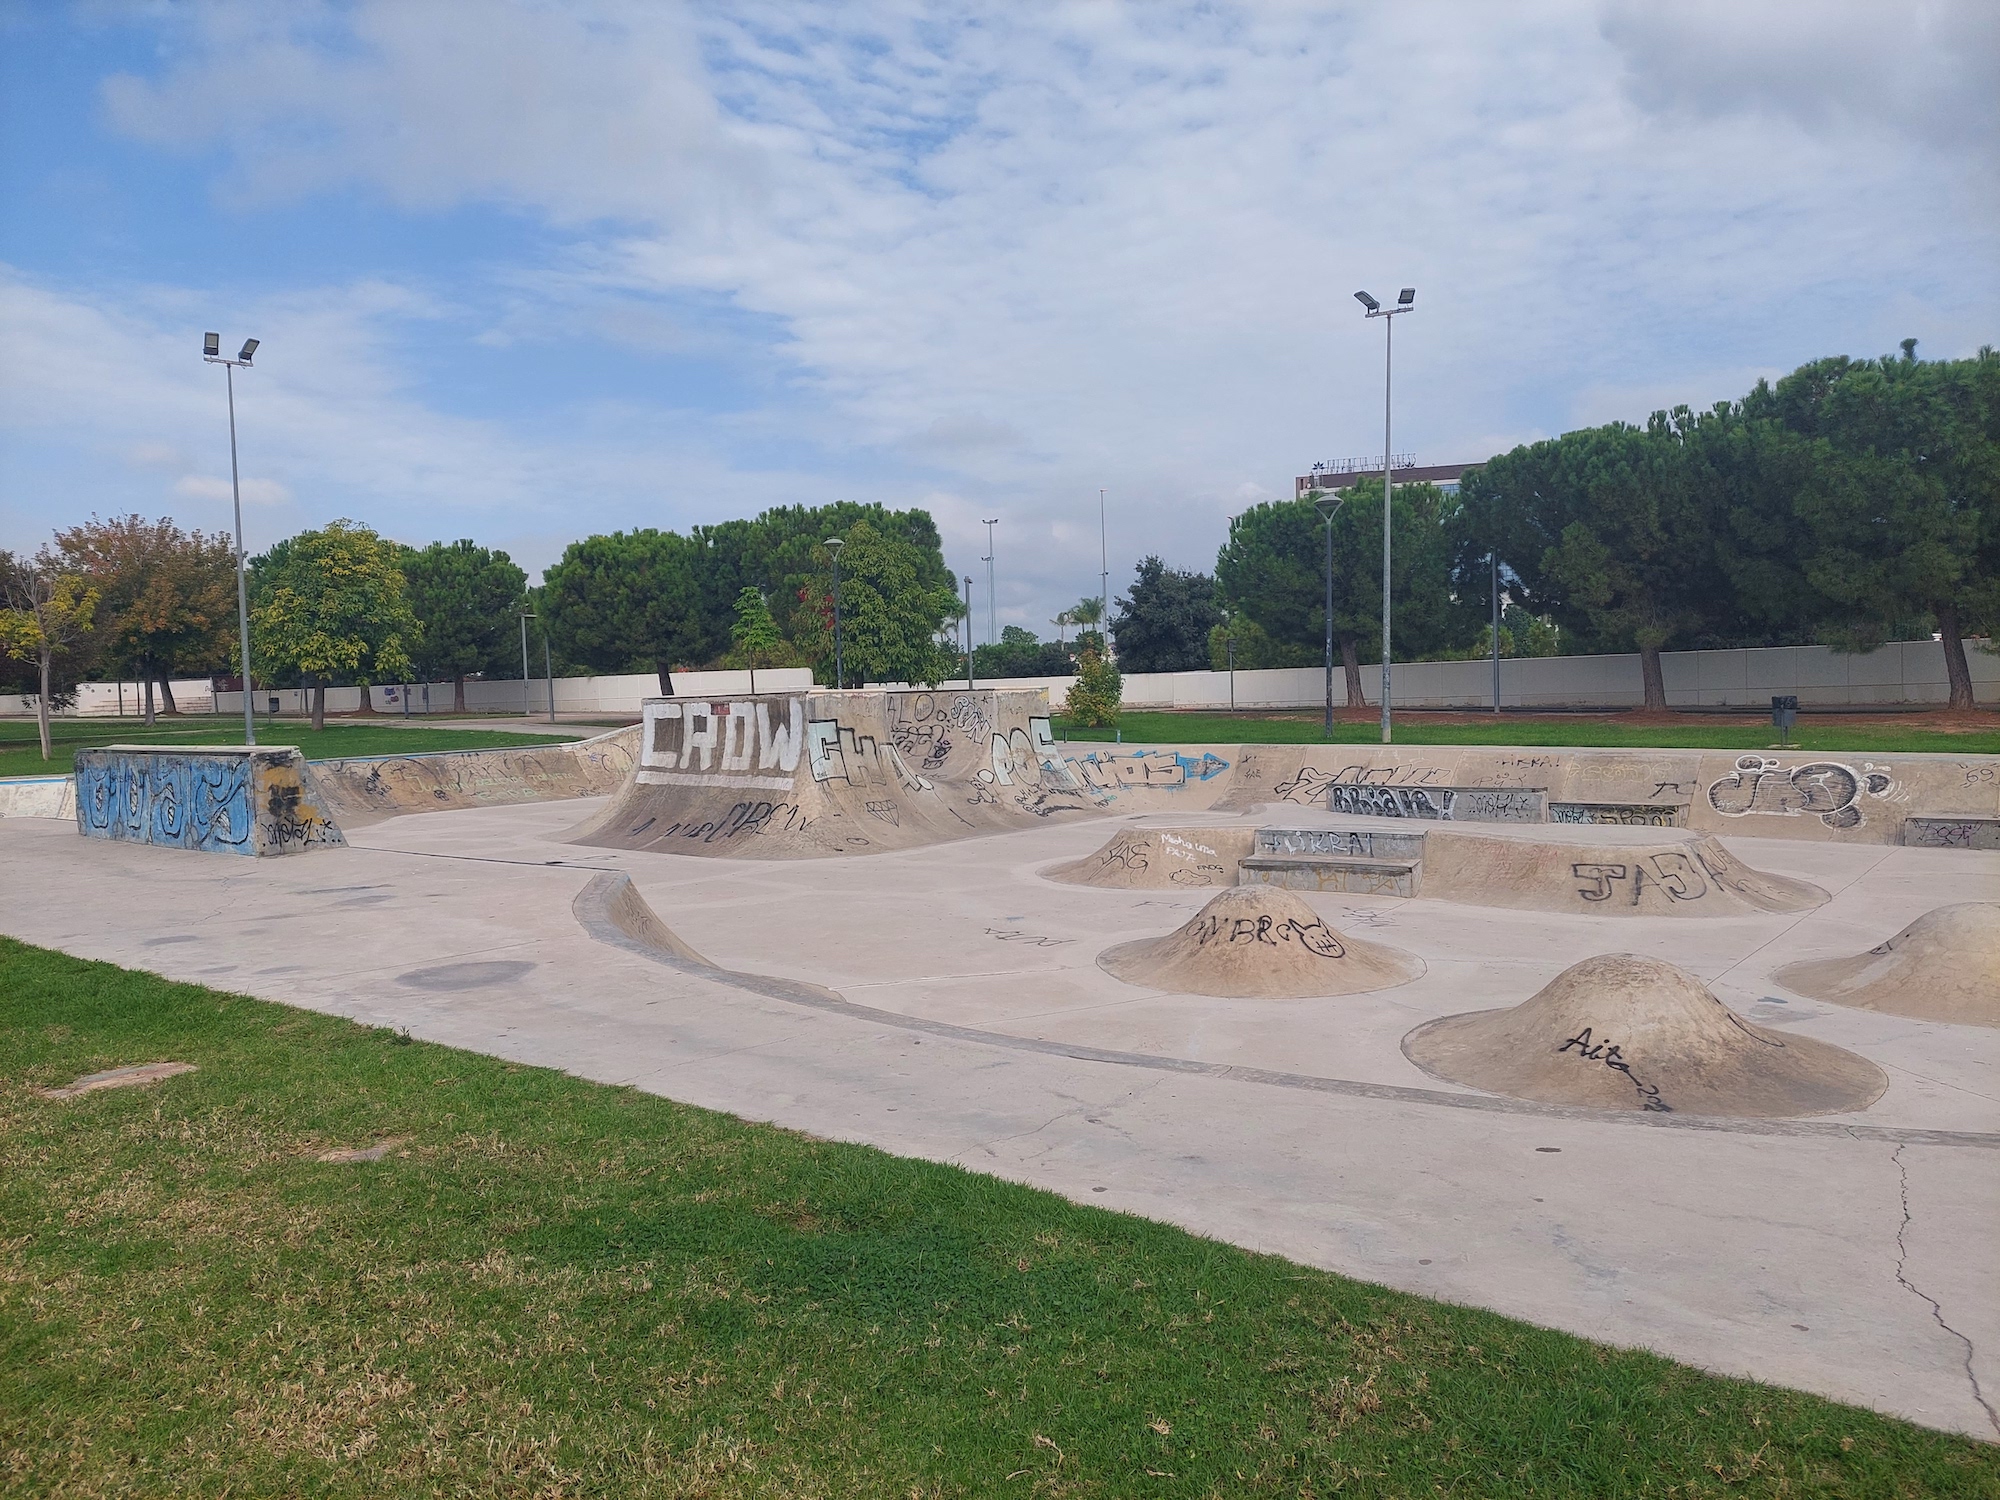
[75,745,346,857]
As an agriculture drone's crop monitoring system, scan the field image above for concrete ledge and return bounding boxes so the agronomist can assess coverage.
[1326,784,1545,822]
[1902,816,2000,851]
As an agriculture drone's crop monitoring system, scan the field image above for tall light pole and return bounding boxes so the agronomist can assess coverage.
[1098,487,1108,625]
[1315,493,1343,737]
[519,607,534,716]
[1355,286,1414,744]
[981,518,998,646]
[203,332,260,745]
[963,575,975,688]
[825,537,845,689]
[1491,551,1502,714]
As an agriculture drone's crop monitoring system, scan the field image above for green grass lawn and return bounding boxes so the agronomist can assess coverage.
[1053,710,2000,756]
[4,941,1994,1497]
[0,715,581,780]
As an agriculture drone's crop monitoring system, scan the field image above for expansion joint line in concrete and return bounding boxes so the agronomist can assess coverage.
[1891,1144,2000,1438]
[572,873,2000,1152]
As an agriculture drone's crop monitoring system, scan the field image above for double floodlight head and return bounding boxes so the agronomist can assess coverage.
[1354,288,1416,316]
[203,332,260,363]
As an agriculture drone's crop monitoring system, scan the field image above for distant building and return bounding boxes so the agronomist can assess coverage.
[1296,456,1482,499]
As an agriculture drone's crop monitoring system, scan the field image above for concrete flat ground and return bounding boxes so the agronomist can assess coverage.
[4,799,1996,1440]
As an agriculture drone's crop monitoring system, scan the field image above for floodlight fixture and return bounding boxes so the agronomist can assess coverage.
[823,536,844,554]
[1397,287,1415,306]
[238,338,259,363]
[204,331,220,357]
[1353,290,1380,312]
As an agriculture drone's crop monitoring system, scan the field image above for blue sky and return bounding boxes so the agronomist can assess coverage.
[2,1,1994,640]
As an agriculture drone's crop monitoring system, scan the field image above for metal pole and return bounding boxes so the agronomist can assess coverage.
[964,575,975,688]
[1227,636,1236,712]
[544,629,555,723]
[1324,509,1335,737]
[520,612,530,716]
[1380,315,1393,745]
[1491,551,1501,714]
[226,362,255,745]
[832,551,844,689]
[1099,487,1108,626]
[983,519,998,646]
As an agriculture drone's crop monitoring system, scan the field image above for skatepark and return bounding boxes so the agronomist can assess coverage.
[3,686,1996,1440]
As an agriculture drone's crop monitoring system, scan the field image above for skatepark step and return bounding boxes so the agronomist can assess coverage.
[1238,853,1421,897]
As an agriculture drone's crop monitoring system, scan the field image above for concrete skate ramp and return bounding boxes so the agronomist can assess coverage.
[1044,826,1255,889]
[310,725,637,827]
[1422,831,1826,917]
[570,688,1235,859]
[1099,886,1423,998]
[1773,903,2000,1027]
[1403,954,1886,1118]
[1224,744,1987,846]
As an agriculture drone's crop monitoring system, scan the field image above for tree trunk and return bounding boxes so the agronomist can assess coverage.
[157,676,178,715]
[311,680,326,732]
[1640,644,1667,713]
[1936,601,1976,711]
[1340,636,1366,710]
[350,681,378,714]
[142,675,155,727]
[36,650,52,760]
[453,674,467,714]
[656,661,676,696]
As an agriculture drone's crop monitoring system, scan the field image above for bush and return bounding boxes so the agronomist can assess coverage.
[1065,647,1122,727]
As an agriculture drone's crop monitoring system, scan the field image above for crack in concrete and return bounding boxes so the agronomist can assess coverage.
[1891,1143,2000,1438]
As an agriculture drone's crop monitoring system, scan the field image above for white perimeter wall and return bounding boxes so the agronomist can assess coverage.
[904,638,2000,712]
[11,644,1994,720]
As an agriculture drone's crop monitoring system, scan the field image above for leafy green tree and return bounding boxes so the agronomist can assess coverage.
[55,514,235,721]
[971,625,1072,679]
[0,550,99,760]
[248,520,419,731]
[1110,556,1221,672]
[540,529,704,694]
[726,586,795,693]
[1454,418,1729,711]
[1782,344,2000,710]
[1066,596,1107,656]
[1217,482,1463,709]
[798,521,960,686]
[1065,646,1122,728]
[401,539,529,712]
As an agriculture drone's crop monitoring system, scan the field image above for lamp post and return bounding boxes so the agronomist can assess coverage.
[1354,286,1414,744]
[1098,487,1108,626]
[1491,551,1502,714]
[519,608,533,717]
[202,332,260,745]
[963,575,975,688]
[825,537,845,689]
[981,518,998,646]
[1315,492,1343,737]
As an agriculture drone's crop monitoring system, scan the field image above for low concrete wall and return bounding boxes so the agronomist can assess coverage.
[213,667,815,719]
[74,745,344,856]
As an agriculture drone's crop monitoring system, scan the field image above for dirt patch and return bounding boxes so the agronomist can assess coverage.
[316,1136,411,1164]
[33,1062,197,1101]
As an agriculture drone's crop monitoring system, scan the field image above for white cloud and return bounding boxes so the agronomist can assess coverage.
[173,474,291,505]
[23,0,1997,636]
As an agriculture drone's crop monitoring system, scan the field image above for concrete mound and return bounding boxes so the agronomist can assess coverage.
[1773,903,2000,1027]
[1098,886,1423,998]
[1403,954,1885,1118]
[1044,826,1255,889]
[312,725,637,827]
[1421,832,1825,917]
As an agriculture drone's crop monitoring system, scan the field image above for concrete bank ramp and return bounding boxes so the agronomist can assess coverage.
[1098,886,1424,998]
[1223,744,1983,846]
[570,689,1235,859]
[310,725,638,827]
[1421,831,1827,917]
[1773,903,2000,1027]
[1043,826,1255,889]
[1403,954,1886,1118]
